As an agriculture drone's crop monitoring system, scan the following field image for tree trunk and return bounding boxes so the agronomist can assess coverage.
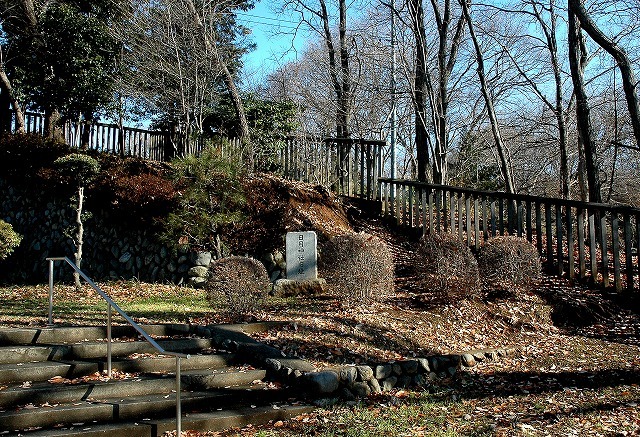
[568,0,640,151]
[459,0,515,194]
[44,108,62,140]
[567,6,601,203]
[0,69,25,133]
[318,0,352,140]
[74,185,84,291]
[409,0,431,182]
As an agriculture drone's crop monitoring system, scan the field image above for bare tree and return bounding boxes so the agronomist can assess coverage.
[568,0,640,151]
[458,0,515,193]
[568,3,601,203]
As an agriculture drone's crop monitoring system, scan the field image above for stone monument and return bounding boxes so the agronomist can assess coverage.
[273,231,325,296]
[285,231,317,280]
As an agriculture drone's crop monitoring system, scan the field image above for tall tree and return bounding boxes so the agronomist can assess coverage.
[282,0,354,139]
[568,4,601,203]
[568,0,640,151]
[458,0,515,193]
[0,0,120,136]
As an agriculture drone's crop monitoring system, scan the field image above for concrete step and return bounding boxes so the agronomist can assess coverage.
[0,390,250,432]
[9,404,314,437]
[0,338,218,365]
[0,377,176,409]
[68,337,216,360]
[181,367,267,389]
[0,360,100,384]
[0,344,71,364]
[0,324,191,346]
[0,353,237,384]
[0,368,267,408]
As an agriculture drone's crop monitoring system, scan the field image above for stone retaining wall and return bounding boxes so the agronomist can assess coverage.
[0,179,207,283]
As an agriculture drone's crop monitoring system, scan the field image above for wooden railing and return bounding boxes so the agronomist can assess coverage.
[379,178,640,293]
[17,112,206,161]
[234,136,386,199]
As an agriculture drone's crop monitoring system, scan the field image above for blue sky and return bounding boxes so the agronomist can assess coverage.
[238,1,307,84]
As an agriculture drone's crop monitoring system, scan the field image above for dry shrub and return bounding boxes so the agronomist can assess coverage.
[478,236,541,291]
[415,232,481,300]
[205,256,271,320]
[319,232,394,305]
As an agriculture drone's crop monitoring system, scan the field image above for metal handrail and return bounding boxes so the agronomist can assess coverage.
[47,256,188,435]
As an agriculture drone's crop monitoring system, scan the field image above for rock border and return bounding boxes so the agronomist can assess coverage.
[197,321,520,401]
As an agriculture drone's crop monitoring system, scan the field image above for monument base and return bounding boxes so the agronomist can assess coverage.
[272,278,327,297]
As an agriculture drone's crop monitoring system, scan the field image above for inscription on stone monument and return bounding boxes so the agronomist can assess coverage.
[285,231,318,280]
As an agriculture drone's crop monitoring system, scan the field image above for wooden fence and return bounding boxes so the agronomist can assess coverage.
[275,137,385,199]
[379,178,640,293]
[14,113,386,191]
[17,112,205,161]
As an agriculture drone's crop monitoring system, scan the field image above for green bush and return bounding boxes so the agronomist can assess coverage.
[319,232,394,305]
[0,220,22,261]
[53,153,100,186]
[415,232,481,300]
[160,146,245,257]
[205,256,270,321]
[478,236,541,291]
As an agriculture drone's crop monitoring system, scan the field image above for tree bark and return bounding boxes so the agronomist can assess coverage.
[568,0,640,151]
[568,6,601,203]
[318,0,352,139]
[74,185,84,291]
[408,0,430,182]
[0,68,25,133]
[459,0,514,194]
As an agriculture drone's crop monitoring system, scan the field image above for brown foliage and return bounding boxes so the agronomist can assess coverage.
[205,256,271,321]
[319,232,394,305]
[478,236,541,292]
[230,174,352,255]
[415,232,481,300]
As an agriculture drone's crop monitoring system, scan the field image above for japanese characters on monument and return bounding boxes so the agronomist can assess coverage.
[285,231,318,280]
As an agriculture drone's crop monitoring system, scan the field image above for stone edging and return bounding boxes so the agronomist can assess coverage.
[197,322,520,400]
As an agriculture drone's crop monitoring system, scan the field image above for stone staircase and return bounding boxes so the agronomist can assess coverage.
[0,323,312,436]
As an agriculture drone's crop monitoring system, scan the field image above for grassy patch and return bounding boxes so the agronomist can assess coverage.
[0,282,220,326]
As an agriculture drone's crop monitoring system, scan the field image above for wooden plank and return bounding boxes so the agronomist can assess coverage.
[589,211,598,283]
[466,195,472,247]
[517,201,523,237]
[436,190,442,232]
[474,197,480,250]
[490,199,497,237]
[612,214,621,291]
[450,193,456,234]
[600,212,610,288]
[396,184,403,226]
[526,200,533,242]
[577,208,586,278]
[428,191,434,235]
[536,202,543,254]
[458,194,463,241]
[507,199,515,235]
[498,198,505,235]
[482,196,488,241]
[421,189,427,234]
[556,204,564,276]
[382,182,388,216]
[546,203,553,268]
[567,207,574,279]
[624,214,633,291]
[443,190,449,232]
[408,185,415,227]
